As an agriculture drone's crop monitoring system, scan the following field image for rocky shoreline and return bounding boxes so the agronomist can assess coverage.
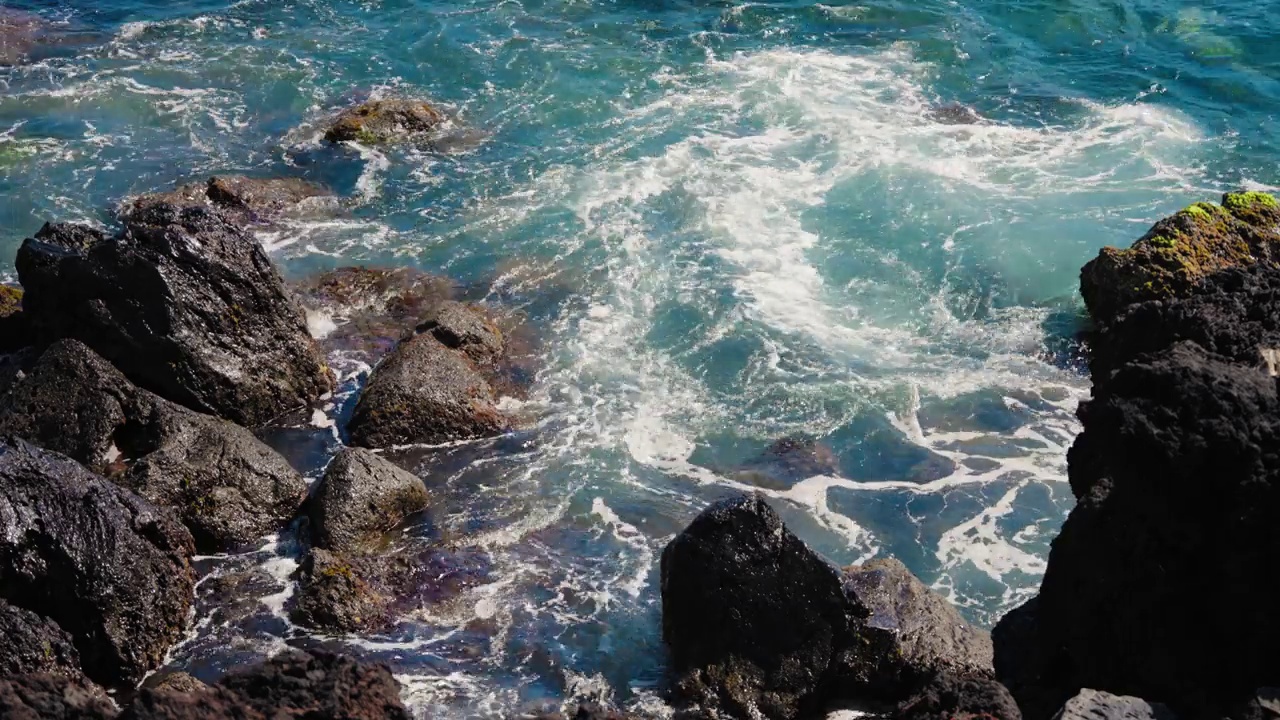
[1,132,1277,718]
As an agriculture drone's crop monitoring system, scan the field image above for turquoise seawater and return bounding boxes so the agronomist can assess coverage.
[2,0,1277,715]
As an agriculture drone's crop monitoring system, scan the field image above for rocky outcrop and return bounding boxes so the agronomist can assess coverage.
[324,99,446,144]
[1051,690,1174,720]
[0,674,116,720]
[347,303,513,448]
[994,193,1280,720]
[118,650,410,720]
[895,672,1021,720]
[309,448,430,553]
[15,204,332,426]
[661,494,997,720]
[0,340,307,552]
[123,175,332,226]
[1080,192,1280,325]
[0,599,84,679]
[216,649,410,719]
[0,438,195,688]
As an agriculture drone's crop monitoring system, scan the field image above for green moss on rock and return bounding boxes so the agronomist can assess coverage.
[1081,192,1280,323]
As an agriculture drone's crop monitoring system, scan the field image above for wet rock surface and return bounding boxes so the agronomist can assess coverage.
[995,193,1280,720]
[15,204,332,427]
[324,98,447,144]
[309,447,430,553]
[118,650,410,720]
[661,494,998,720]
[292,543,491,635]
[0,674,116,720]
[347,324,512,449]
[294,265,456,364]
[0,340,308,552]
[124,175,333,226]
[0,598,84,679]
[0,437,195,689]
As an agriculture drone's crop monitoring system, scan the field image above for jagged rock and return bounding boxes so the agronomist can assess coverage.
[0,340,307,552]
[1080,192,1280,325]
[1088,264,1280,382]
[995,342,1280,719]
[895,672,1022,720]
[15,204,332,426]
[0,674,116,720]
[661,494,990,719]
[1051,689,1174,720]
[123,175,332,226]
[841,558,994,692]
[421,301,506,364]
[0,438,195,688]
[120,650,410,720]
[309,447,429,553]
[1225,689,1280,720]
[292,545,491,635]
[0,599,83,679]
[324,99,446,144]
[346,327,511,449]
[0,284,29,352]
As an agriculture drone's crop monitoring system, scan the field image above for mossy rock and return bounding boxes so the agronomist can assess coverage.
[1080,192,1280,324]
[323,99,446,145]
[0,285,31,352]
[0,285,22,318]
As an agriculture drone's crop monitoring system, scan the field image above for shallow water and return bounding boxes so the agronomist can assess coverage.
[2,0,1276,715]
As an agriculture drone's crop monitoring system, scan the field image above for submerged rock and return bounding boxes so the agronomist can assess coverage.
[661,494,996,719]
[292,544,491,635]
[324,98,446,144]
[0,438,195,689]
[0,8,50,66]
[0,599,84,679]
[1080,192,1280,325]
[309,447,430,553]
[294,265,456,363]
[120,650,410,720]
[733,437,841,489]
[123,175,333,226]
[1051,689,1174,720]
[347,320,512,448]
[0,340,308,552]
[15,204,332,426]
[0,674,116,720]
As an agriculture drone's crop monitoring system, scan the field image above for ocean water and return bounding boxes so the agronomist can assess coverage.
[2,0,1277,715]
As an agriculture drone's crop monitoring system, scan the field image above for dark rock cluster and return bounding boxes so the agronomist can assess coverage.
[993,191,1280,720]
[660,494,1010,720]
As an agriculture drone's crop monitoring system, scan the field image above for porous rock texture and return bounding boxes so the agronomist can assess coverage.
[0,437,195,689]
[994,193,1280,720]
[15,203,331,426]
[0,340,307,552]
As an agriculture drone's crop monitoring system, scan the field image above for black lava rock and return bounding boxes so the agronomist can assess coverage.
[15,204,332,427]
